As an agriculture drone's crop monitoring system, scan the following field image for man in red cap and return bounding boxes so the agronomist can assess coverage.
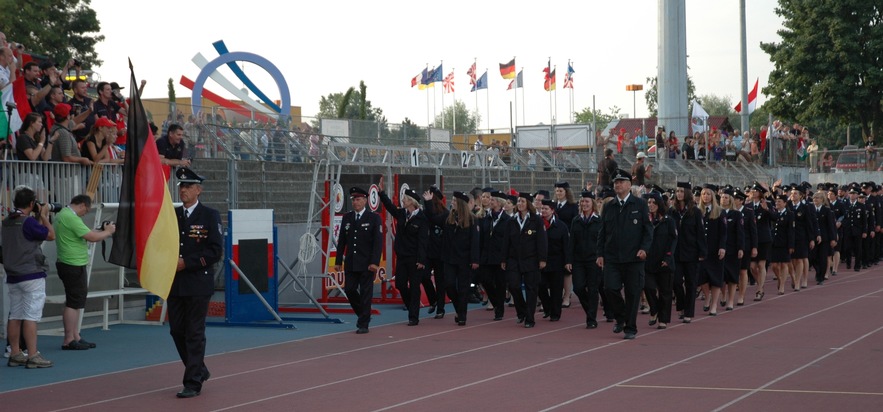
[49,103,92,166]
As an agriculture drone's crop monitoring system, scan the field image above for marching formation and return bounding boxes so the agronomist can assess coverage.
[334,173,883,339]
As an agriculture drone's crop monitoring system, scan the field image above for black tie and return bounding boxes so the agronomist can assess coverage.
[620,200,625,207]
[184,209,189,219]
[356,213,361,221]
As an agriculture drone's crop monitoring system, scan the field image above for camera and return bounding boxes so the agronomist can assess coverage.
[98,220,114,230]
[73,59,82,67]
[36,202,63,213]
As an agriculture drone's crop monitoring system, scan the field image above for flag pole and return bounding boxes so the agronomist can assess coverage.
[553,64,558,126]
[521,67,525,126]
[569,59,574,123]
[474,58,478,129]
[425,63,430,129]
[485,69,490,133]
[548,57,553,126]
[513,56,518,129]
[440,60,444,129]
[452,68,456,135]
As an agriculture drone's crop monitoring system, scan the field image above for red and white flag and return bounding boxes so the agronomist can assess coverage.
[734,78,759,114]
[467,63,477,86]
[443,72,455,93]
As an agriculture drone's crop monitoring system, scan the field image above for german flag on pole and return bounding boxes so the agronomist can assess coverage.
[108,59,179,299]
[499,58,516,79]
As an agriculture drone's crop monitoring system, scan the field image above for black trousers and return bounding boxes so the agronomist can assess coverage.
[167,295,211,391]
[424,258,444,311]
[538,269,564,319]
[344,269,374,328]
[843,234,862,268]
[480,264,507,318]
[571,260,602,324]
[674,261,699,318]
[809,242,830,282]
[507,269,540,323]
[643,267,673,323]
[445,263,472,321]
[395,256,424,323]
[603,262,645,335]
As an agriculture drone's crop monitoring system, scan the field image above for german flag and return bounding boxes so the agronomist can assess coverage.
[544,68,557,91]
[499,59,516,79]
[108,60,179,299]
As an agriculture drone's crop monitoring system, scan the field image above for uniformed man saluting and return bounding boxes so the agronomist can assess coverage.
[169,167,223,399]
[334,187,383,334]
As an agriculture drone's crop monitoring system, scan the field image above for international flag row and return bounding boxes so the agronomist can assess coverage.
[410,59,576,93]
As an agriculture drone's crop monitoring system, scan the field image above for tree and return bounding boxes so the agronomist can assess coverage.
[644,75,696,117]
[0,0,104,67]
[317,87,385,122]
[573,105,622,129]
[760,0,883,142]
[432,100,480,134]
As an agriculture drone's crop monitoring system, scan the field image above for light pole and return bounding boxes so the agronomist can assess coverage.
[626,84,644,119]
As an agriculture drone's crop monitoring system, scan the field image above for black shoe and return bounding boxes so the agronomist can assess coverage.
[493,316,503,321]
[434,311,445,319]
[720,300,727,307]
[356,327,369,334]
[516,317,525,324]
[78,338,96,349]
[176,388,200,398]
[623,333,636,340]
[550,317,560,322]
[703,306,710,312]
[606,318,615,323]
[427,306,436,314]
[542,313,550,319]
[457,320,466,326]
[613,323,624,333]
[648,316,658,326]
[586,321,598,329]
[855,268,861,272]
[846,262,852,269]
[818,280,824,285]
[524,321,535,328]
[62,340,90,350]
[201,370,211,383]
[407,320,419,326]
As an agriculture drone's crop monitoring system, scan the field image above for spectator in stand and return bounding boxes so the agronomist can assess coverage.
[635,128,648,154]
[21,62,49,108]
[3,186,56,369]
[49,103,92,166]
[697,133,707,161]
[81,118,123,164]
[821,149,833,172]
[807,139,819,172]
[156,124,191,168]
[760,125,769,164]
[68,79,94,140]
[623,131,634,158]
[725,132,737,161]
[473,134,484,151]
[36,86,65,129]
[682,134,696,160]
[655,127,666,160]
[92,82,125,123]
[527,148,537,171]
[500,140,511,164]
[616,129,626,155]
[631,152,652,192]
[667,133,680,159]
[16,112,56,162]
[749,136,760,163]
[866,137,877,171]
[712,132,725,161]
[597,148,617,186]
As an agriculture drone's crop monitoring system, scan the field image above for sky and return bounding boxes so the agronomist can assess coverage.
[90,0,783,131]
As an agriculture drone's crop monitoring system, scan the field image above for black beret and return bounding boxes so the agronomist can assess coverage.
[580,189,595,199]
[482,187,495,193]
[403,189,420,200]
[775,194,789,202]
[750,181,767,194]
[642,192,662,205]
[176,167,204,185]
[453,191,470,202]
[612,168,632,181]
[540,199,556,208]
[349,186,368,198]
[491,190,509,200]
[428,185,444,198]
[535,189,551,199]
[703,183,719,192]
[733,189,748,201]
[599,187,615,199]
[507,194,518,203]
[554,181,570,189]
[676,181,692,190]
[518,192,534,202]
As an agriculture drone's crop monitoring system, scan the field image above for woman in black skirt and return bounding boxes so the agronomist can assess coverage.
[670,182,707,324]
[719,190,745,311]
[732,190,757,306]
[771,195,795,294]
[811,191,837,285]
[429,191,479,325]
[698,185,727,316]
[641,192,677,329]
[422,186,449,318]
[749,184,773,301]
[501,192,548,328]
[789,187,818,290]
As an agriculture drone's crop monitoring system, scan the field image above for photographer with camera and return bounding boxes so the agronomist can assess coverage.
[2,186,56,368]
[53,195,115,351]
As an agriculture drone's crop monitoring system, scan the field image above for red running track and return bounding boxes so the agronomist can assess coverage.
[3,265,882,411]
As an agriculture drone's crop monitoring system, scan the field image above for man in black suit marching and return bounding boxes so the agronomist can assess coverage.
[596,169,653,340]
[334,187,383,334]
[169,167,224,398]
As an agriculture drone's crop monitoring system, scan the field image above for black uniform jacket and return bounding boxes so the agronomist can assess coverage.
[567,213,601,264]
[555,202,579,226]
[422,199,449,260]
[723,209,744,255]
[645,213,677,272]
[335,209,383,271]
[772,208,795,249]
[501,212,548,272]
[542,216,570,272]
[170,202,224,297]
[844,201,869,236]
[748,200,773,243]
[379,191,429,265]
[739,206,758,252]
[815,205,837,243]
[597,195,653,264]
[478,210,510,265]
[671,205,708,262]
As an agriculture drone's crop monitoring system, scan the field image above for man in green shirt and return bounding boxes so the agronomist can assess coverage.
[54,195,115,350]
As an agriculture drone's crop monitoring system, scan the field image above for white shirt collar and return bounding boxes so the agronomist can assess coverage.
[184,201,199,217]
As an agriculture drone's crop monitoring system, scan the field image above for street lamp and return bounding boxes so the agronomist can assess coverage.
[626,84,643,119]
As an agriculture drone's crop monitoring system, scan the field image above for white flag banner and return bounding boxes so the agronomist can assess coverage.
[691,100,709,133]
